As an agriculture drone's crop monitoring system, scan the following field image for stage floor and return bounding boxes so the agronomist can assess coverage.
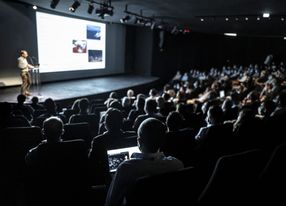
[0,74,160,103]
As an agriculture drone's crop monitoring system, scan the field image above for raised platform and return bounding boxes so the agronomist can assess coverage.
[0,74,160,104]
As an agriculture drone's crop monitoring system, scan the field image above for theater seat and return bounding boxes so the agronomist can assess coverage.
[26,139,90,206]
[125,167,203,206]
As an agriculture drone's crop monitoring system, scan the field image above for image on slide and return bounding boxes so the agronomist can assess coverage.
[73,40,87,53]
[87,25,101,40]
[89,50,102,62]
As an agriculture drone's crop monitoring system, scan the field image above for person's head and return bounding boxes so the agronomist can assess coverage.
[17,94,26,104]
[109,91,118,99]
[136,97,145,110]
[71,98,81,113]
[259,99,276,116]
[222,98,232,111]
[206,105,223,125]
[156,96,165,109]
[20,50,28,58]
[149,88,158,98]
[31,96,39,104]
[166,111,184,131]
[144,99,157,114]
[127,89,134,98]
[104,108,124,132]
[109,100,123,111]
[162,92,170,101]
[122,97,131,108]
[137,118,166,153]
[79,98,89,113]
[42,116,64,143]
[44,98,57,113]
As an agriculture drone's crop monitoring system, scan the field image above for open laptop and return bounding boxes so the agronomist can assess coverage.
[107,146,140,172]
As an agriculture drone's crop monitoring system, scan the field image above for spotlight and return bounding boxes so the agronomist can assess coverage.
[263,13,270,18]
[120,15,130,23]
[69,0,81,12]
[87,3,94,14]
[150,21,156,30]
[95,6,113,19]
[50,0,60,9]
[171,26,179,34]
[224,33,237,37]
[144,21,152,27]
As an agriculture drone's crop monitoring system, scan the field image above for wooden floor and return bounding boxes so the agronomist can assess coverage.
[0,74,160,103]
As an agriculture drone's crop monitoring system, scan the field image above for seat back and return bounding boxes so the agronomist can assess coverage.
[1,126,42,178]
[198,149,268,204]
[126,167,202,206]
[26,139,89,206]
[63,122,92,147]
[259,142,286,204]
[69,114,99,137]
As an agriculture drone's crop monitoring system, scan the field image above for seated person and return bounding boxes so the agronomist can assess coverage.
[89,108,135,185]
[105,118,184,206]
[25,116,89,205]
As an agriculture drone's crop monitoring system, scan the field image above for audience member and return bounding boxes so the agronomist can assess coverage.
[89,108,136,185]
[30,96,44,110]
[133,99,165,132]
[13,94,34,121]
[105,118,184,206]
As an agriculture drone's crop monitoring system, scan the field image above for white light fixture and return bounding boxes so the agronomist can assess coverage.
[32,5,37,10]
[200,18,204,22]
[284,37,286,40]
[281,17,285,21]
[257,17,260,21]
[245,17,248,21]
[224,33,237,37]
[263,13,270,18]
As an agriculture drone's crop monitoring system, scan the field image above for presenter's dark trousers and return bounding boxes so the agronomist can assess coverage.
[20,70,31,95]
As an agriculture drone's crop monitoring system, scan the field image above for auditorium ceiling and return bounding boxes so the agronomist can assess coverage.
[12,0,286,37]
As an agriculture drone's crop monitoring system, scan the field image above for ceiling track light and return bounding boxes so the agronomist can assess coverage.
[50,0,60,9]
[120,15,131,23]
[93,0,114,19]
[87,2,94,14]
[69,0,81,12]
[123,4,155,28]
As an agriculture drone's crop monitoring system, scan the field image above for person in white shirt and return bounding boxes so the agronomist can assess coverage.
[17,50,34,96]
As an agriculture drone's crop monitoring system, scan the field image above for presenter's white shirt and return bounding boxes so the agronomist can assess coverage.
[18,56,29,72]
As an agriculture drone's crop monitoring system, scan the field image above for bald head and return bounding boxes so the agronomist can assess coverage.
[42,116,64,142]
[137,118,166,153]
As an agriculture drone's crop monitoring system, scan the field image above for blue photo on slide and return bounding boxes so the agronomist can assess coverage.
[87,25,101,40]
[89,50,102,62]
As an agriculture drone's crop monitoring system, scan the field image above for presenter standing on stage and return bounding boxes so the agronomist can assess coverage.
[18,50,34,96]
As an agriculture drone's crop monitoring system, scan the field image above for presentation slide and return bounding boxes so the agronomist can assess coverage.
[36,12,106,73]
